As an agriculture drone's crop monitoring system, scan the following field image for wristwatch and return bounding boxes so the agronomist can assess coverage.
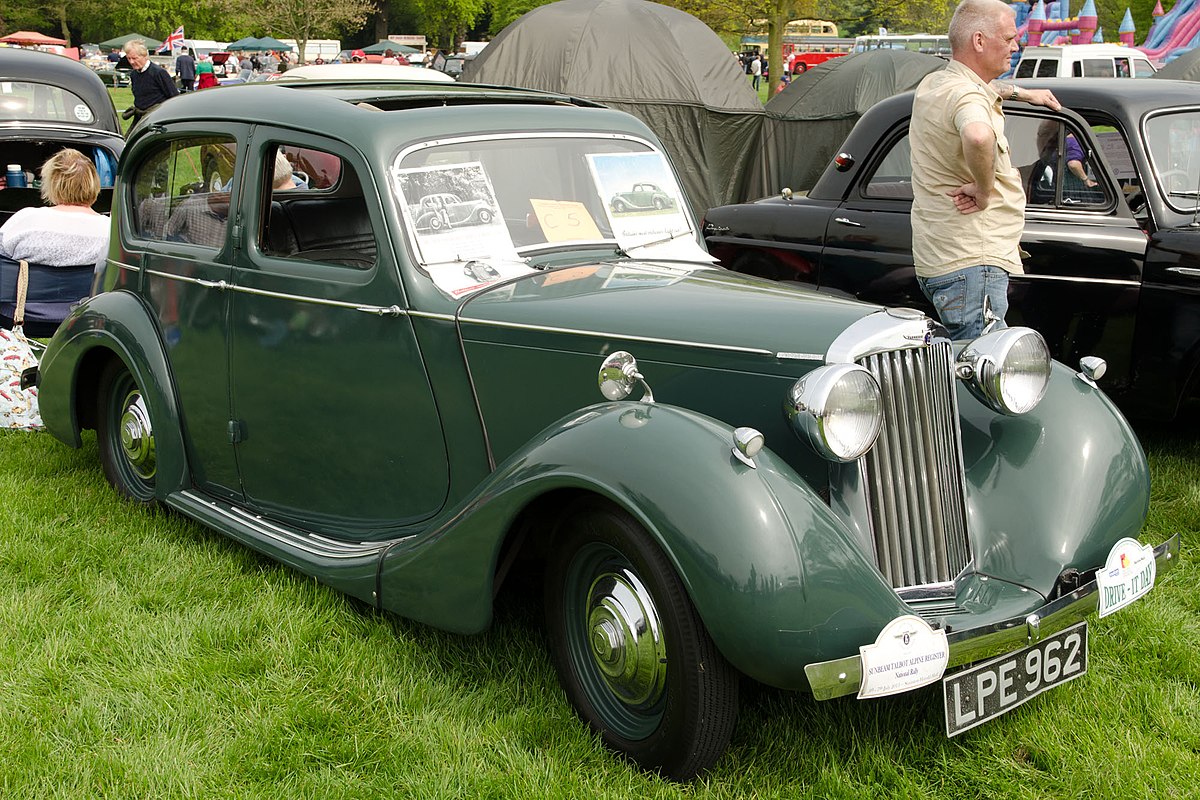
[1009,85,1020,101]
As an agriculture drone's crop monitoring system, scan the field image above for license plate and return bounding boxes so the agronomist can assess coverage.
[943,621,1087,737]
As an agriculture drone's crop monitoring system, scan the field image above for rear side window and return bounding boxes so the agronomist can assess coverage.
[257,142,376,268]
[0,81,97,125]
[1078,59,1115,77]
[130,136,237,249]
[1036,59,1059,77]
[862,135,913,200]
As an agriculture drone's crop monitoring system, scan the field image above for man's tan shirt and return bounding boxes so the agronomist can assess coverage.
[910,60,1026,278]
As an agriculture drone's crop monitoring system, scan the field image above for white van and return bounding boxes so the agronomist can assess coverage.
[1014,44,1157,79]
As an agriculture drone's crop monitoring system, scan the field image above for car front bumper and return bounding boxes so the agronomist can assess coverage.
[804,533,1181,700]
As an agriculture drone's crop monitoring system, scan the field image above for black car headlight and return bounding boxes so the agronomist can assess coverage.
[957,327,1051,415]
[785,364,883,462]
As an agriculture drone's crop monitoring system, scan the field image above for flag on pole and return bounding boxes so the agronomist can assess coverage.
[158,26,185,54]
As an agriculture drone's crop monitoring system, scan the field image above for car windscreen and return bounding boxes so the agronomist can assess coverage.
[391,134,701,298]
[1144,110,1200,213]
[0,80,100,126]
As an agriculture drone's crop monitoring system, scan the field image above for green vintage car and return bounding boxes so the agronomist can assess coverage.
[32,80,1178,779]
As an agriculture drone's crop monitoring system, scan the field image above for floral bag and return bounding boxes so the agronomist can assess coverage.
[1,260,45,430]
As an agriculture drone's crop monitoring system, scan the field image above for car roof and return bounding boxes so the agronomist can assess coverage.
[131,82,651,157]
[275,63,454,82]
[1020,44,1151,57]
[808,77,1200,200]
[0,47,122,134]
[1015,78,1199,122]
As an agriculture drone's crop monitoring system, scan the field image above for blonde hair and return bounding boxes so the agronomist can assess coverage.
[40,148,100,207]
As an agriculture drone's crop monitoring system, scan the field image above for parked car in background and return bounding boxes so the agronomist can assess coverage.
[704,78,1200,420]
[0,47,123,223]
[30,79,1177,779]
[1015,43,1157,78]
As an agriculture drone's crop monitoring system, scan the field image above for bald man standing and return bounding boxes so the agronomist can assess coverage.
[910,0,1060,340]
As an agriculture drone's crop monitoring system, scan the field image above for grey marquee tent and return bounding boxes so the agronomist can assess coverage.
[752,50,948,198]
[461,0,765,217]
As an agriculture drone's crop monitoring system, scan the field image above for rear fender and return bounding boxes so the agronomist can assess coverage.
[38,291,190,498]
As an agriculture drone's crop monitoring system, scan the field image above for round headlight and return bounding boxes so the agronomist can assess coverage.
[785,364,883,462]
[959,327,1051,415]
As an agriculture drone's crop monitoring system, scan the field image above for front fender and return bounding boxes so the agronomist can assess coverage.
[377,401,908,689]
[38,290,190,499]
[961,361,1150,594]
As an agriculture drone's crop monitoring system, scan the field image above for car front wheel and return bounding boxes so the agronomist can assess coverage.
[97,360,158,504]
[545,501,738,780]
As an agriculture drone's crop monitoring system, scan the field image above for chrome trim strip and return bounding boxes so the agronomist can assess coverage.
[1018,273,1140,286]
[0,121,117,137]
[803,533,1180,700]
[143,270,408,316]
[455,316,775,355]
[776,351,825,361]
[896,581,958,602]
[1167,267,1200,279]
[826,308,946,364]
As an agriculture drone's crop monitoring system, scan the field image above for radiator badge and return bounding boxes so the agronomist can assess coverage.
[857,614,949,699]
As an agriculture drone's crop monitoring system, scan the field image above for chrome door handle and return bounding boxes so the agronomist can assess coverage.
[834,217,864,228]
[1167,267,1200,278]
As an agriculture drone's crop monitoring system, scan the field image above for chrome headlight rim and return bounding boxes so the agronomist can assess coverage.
[785,363,884,463]
[958,327,1051,416]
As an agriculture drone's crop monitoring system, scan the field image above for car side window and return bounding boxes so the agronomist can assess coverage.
[862,134,913,200]
[1008,115,1109,209]
[257,142,376,269]
[1015,60,1037,79]
[131,136,237,248]
[1035,59,1058,77]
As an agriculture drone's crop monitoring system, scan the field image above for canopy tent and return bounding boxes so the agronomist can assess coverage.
[361,40,419,55]
[750,50,947,197]
[1153,47,1200,81]
[97,33,161,51]
[226,36,264,51]
[256,36,293,51]
[0,31,68,46]
[461,0,764,216]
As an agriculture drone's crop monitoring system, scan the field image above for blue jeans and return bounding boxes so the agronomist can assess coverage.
[917,265,1009,341]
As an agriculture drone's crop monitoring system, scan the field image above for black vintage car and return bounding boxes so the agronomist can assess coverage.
[704,78,1200,419]
[0,47,123,223]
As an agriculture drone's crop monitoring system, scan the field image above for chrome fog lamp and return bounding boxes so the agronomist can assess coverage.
[785,364,883,462]
[957,327,1051,415]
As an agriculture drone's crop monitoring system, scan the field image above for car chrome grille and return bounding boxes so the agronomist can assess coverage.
[858,342,971,589]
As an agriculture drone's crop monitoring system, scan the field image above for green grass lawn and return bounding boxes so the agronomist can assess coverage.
[0,419,1196,797]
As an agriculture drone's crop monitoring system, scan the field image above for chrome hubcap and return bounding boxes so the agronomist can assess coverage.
[585,568,666,707]
[117,390,156,480]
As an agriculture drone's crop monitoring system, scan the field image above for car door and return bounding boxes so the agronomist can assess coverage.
[227,132,450,533]
[1003,110,1146,389]
[123,125,248,500]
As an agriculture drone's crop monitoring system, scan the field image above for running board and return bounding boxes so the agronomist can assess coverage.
[167,490,390,562]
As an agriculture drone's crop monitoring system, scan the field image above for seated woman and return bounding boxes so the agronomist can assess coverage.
[0,149,110,271]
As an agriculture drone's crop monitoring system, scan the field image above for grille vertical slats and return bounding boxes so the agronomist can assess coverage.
[860,343,970,589]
